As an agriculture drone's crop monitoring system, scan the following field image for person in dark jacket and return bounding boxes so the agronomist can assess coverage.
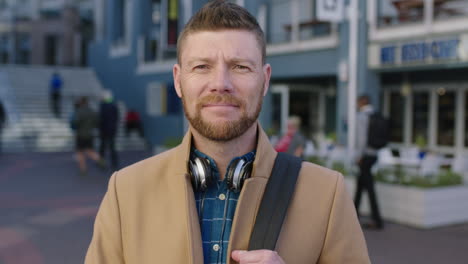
[99,90,119,170]
[72,97,104,175]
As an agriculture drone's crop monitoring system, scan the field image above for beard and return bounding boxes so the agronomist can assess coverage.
[181,90,263,142]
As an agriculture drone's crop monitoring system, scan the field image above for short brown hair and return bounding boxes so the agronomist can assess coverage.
[177,0,266,64]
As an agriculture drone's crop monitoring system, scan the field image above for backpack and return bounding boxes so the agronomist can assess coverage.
[367,112,389,149]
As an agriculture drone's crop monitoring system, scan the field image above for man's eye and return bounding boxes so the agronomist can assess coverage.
[234,65,249,70]
[194,65,209,70]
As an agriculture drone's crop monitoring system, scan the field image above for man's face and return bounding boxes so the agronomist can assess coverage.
[357,98,367,109]
[173,30,271,141]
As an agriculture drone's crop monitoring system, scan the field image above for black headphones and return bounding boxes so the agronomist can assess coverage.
[189,156,253,193]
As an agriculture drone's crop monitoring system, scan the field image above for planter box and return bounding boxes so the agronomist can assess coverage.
[345,177,468,228]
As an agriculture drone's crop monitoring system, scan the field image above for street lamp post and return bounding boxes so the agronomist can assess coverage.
[347,0,359,166]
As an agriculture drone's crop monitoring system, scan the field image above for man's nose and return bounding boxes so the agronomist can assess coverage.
[209,66,233,93]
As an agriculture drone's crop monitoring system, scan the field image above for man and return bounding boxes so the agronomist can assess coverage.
[99,90,120,170]
[49,72,63,118]
[274,116,306,158]
[86,1,370,263]
[73,97,105,175]
[354,94,384,230]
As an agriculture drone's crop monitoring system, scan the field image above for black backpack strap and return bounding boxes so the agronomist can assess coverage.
[248,152,302,250]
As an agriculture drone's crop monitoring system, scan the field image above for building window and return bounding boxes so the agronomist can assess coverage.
[113,0,127,44]
[45,34,59,65]
[412,92,429,146]
[267,0,331,45]
[142,0,179,62]
[389,91,404,143]
[269,0,292,44]
[433,0,468,20]
[0,35,9,63]
[167,0,178,49]
[377,0,425,27]
[437,90,455,146]
[146,82,181,116]
[16,33,30,64]
[143,0,161,62]
[298,0,330,40]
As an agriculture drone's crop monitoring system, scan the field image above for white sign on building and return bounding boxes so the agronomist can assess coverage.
[316,0,344,22]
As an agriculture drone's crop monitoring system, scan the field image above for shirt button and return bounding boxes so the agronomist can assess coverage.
[213,244,220,251]
[218,193,226,200]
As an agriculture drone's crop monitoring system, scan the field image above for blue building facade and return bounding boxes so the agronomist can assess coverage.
[89,0,468,155]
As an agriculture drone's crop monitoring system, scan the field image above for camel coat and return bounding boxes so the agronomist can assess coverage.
[85,125,370,264]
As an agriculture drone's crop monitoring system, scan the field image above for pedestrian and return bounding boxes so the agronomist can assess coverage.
[124,108,144,138]
[85,1,370,263]
[274,116,306,158]
[354,94,385,230]
[0,99,5,153]
[99,90,119,170]
[49,72,63,118]
[72,96,104,175]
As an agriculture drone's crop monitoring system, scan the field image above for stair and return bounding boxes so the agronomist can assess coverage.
[0,65,147,152]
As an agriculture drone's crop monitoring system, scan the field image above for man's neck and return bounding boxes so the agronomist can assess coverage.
[190,124,258,180]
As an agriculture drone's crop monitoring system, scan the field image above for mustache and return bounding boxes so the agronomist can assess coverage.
[197,94,244,107]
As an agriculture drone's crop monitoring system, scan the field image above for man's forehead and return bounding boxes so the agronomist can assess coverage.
[180,30,262,61]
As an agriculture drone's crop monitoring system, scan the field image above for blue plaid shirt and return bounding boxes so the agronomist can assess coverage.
[193,149,255,264]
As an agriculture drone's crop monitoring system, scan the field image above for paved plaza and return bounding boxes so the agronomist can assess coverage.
[0,151,467,264]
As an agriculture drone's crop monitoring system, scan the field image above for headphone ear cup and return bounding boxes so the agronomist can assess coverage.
[239,161,253,190]
[189,157,213,192]
[225,159,239,191]
[237,160,253,191]
[189,159,200,191]
[227,159,253,192]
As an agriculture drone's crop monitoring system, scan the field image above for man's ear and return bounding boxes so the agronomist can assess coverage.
[173,64,182,98]
[262,63,272,96]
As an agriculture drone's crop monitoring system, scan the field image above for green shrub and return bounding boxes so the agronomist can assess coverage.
[306,156,325,167]
[163,137,182,148]
[331,161,348,176]
[375,168,462,188]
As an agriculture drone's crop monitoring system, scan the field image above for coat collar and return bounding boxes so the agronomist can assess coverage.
[174,122,277,180]
[173,122,278,264]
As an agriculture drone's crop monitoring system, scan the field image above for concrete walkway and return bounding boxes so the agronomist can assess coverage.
[0,151,467,264]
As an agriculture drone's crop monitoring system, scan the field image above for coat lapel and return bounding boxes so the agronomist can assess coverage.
[173,131,204,264]
[226,124,277,264]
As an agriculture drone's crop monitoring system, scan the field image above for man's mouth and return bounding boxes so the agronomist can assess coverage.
[203,103,238,108]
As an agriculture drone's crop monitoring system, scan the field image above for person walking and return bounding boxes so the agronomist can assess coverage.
[72,97,104,175]
[49,72,63,118]
[85,1,370,263]
[99,90,119,170]
[124,108,144,138]
[274,116,306,158]
[354,94,385,230]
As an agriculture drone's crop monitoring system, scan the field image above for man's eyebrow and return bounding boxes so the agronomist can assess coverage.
[186,57,213,65]
[230,58,256,66]
[185,57,258,67]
